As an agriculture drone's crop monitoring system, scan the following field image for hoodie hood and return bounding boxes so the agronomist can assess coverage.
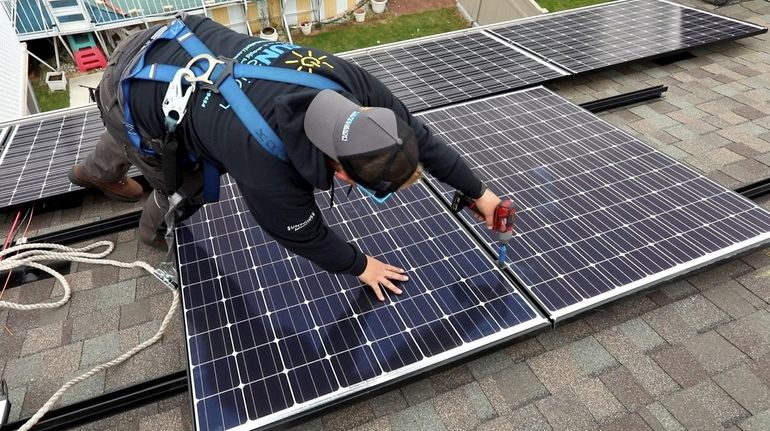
[273,89,335,190]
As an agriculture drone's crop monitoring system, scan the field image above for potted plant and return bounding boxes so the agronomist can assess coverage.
[45,71,67,91]
[371,0,387,14]
[259,26,278,41]
[299,20,312,36]
[354,8,366,22]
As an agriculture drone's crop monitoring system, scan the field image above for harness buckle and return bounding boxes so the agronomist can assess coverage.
[162,68,196,132]
[184,53,224,85]
[198,56,234,94]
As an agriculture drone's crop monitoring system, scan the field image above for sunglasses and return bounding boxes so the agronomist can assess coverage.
[357,185,394,204]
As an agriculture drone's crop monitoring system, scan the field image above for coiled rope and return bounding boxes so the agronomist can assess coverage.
[0,240,179,431]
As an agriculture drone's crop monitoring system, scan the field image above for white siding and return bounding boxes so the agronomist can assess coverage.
[0,11,27,122]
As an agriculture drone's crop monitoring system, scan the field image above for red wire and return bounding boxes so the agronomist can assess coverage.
[0,207,32,301]
[2,210,21,253]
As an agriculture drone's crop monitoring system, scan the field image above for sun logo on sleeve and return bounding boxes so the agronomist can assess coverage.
[284,50,334,73]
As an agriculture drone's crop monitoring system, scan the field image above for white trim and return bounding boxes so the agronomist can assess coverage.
[0,125,19,167]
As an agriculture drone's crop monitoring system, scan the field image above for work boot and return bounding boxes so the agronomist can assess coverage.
[68,164,144,202]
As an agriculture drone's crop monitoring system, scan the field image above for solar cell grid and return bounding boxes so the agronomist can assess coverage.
[420,87,770,319]
[0,107,139,209]
[177,177,547,431]
[343,32,566,112]
[488,0,766,73]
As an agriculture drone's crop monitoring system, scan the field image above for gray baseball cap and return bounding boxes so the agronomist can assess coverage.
[305,90,419,195]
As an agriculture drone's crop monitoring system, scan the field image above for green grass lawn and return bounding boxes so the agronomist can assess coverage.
[537,0,613,12]
[32,80,70,112]
[292,8,469,54]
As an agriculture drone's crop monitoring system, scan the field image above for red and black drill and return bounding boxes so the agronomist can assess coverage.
[451,191,516,268]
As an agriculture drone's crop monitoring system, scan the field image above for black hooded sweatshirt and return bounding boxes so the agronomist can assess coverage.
[129,14,485,276]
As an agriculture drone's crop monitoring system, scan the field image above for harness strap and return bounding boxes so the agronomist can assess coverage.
[120,18,344,201]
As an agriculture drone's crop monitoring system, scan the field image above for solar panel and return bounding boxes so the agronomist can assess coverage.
[487,0,767,74]
[342,32,567,112]
[0,106,139,209]
[176,176,547,431]
[419,87,770,320]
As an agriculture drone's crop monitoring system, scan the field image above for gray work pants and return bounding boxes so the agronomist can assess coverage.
[81,30,203,244]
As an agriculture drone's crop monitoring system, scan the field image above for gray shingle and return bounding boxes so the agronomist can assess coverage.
[71,308,120,342]
[507,337,545,363]
[649,344,708,388]
[702,280,761,319]
[389,401,447,431]
[600,366,654,412]
[690,380,750,426]
[673,295,731,333]
[138,408,184,431]
[600,413,653,431]
[572,378,626,424]
[368,389,408,419]
[570,336,618,376]
[433,386,481,431]
[81,332,121,368]
[322,401,376,431]
[351,417,391,431]
[528,347,585,393]
[536,320,593,351]
[640,402,685,431]
[430,365,474,394]
[506,404,552,431]
[401,379,436,406]
[739,410,770,431]
[536,390,597,431]
[617,318,665,353]
[717,310,770,360]
[490,362,549,409]
[662,389,723,430]
[686,331,747,374]
[714,365,770,415]
[465,382,496,422]
[40,342,82,379]
[738,268,770,302]
[467,350,513,380]
[20,320,64,356]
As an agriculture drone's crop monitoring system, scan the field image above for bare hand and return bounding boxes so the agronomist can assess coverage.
[472,188,501,230]
[358,256,408,301]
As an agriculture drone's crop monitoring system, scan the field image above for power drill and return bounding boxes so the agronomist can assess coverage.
[451,191,516,268]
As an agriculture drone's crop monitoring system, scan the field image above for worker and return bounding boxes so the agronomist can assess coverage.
[69,14,501,301]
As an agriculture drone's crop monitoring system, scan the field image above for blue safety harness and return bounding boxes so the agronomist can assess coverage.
[119,18,344,202]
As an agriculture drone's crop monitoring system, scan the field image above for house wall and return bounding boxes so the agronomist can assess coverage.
[0,9,28,121]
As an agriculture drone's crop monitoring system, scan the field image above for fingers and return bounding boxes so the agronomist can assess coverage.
[381,279,403,296]
[361,256,409,301]
[369,282,385,301]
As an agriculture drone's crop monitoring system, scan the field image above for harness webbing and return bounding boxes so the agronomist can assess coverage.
[120,18,343,163]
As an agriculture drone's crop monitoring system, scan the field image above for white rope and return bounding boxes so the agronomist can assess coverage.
[0,240,179,431]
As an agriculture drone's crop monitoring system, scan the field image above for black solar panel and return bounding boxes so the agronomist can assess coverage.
[343,32,566,112]
[488,0,767,74]
[0,107,139,209]
[420,87,770,319]
[176,177,547,431]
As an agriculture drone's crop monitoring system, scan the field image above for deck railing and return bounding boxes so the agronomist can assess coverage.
[4,0,241,38]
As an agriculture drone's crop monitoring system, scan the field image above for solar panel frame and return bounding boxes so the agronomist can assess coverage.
[0,105,140,209]
[340,30,568,112]
[418,86,770,320]
[176,177,548,431]
[485,0,767,74]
